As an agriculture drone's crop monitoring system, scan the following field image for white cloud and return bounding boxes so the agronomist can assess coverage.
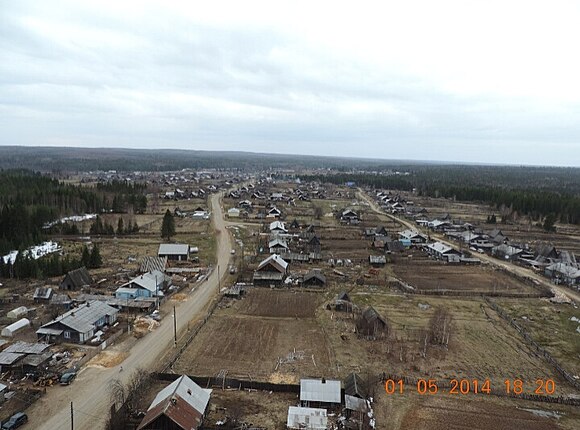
[0,0,579,165]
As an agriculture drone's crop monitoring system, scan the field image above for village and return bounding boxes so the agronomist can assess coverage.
[0,170,579,430]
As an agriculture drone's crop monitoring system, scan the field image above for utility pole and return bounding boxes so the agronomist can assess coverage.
[70,402,74,430]
[217,265,221,295]
[173,306,177,347]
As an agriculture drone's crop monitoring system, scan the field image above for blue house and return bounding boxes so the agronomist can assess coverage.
[115,270,167,299]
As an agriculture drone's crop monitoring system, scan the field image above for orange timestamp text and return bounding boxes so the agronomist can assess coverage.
[385,378,556,395]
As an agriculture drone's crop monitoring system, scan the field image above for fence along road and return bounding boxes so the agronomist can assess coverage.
[27,191,233,430]
[356,189,580,304]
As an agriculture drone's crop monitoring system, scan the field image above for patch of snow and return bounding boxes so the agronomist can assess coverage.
[43,213,97,229]
[2,241,60,264]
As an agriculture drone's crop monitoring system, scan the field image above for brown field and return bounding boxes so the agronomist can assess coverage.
[322,292,574,395]
[393,255,538,293]
[173,289,333,381]
[376,391,579,430]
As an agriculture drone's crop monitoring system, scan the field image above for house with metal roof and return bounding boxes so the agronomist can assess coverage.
[545,262,580,286]
[33,287,53,302]
[269,220,287,233]
[398,229,428,244]
[300,378,341,408]
[269,237,289,254]
[138,375,212,430]
[425,242,459,260]
[36,300,118,344]
[253,254,289,285]
[116,270,167,299]
[158,243,190,261]
[60,267,93,291]
[287,406,328,430]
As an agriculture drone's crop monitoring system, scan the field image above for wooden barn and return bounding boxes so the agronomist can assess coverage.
[356,306,389,339]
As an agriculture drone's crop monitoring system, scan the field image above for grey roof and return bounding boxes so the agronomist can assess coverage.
[41,300,118,334]
[149,375,212,415]
[300,378,341,403]
[345,395,369,412]
[123,271,164,294]
[21,351,53,367]
[257,254,288,273]
[5,341,50,355]
[287,406,328,430]
[369,255,387,264]
[33,287,53,300]
[158,243,189,256]
[0,351,24,365]
[426,242,454,255]
[344,372,366,398]
[304,270,326,284]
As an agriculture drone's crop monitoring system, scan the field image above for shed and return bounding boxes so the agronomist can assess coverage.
[303,270,327,287]
[1,318,31,338]
[356,307,389,339]
[60,267,93,291]
[369,255,387,266]
[33,287,53,302]
[7,307,28,320]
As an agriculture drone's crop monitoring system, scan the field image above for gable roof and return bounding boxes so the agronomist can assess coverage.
[336,291,351,302]
[62,267,93,289]
[138,375,212,430]
[344,372,366,398]
[40,300,118,334]
[33,287,53,300]
[361,306,387,326]
[269,220,287,232]
[304,269,326,284]
[257,254,288,273]
[140,256,167,273]
[123,271,165,294]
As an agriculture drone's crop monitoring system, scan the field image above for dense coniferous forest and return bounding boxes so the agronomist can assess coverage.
[0,170,147,255]
[303,169,580,224]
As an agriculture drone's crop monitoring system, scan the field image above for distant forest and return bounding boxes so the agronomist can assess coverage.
[303,166,580,224]
[0,170,147,255]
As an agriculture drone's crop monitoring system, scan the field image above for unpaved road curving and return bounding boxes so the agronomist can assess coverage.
[357,189,580,304]
[27,191,234,430]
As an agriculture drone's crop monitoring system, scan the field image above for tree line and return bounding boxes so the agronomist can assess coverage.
[0,170,148,255]
[0,244,102,279]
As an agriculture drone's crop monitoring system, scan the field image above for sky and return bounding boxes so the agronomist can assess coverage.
[1,0,580,166]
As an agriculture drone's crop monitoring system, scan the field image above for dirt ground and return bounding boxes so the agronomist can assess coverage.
[376,390,580,430]
[173,289,333,381]
[321,292,575,396]
[392,254,538,293]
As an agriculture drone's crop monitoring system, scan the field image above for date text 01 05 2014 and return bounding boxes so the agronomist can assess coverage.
[384,379,556,395]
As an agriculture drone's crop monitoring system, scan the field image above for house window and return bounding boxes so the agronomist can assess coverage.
[64,331,71,339]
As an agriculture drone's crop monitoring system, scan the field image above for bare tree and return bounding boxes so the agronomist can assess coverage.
[429,307,453,347]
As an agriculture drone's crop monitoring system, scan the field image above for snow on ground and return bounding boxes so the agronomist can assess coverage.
[2,241,61,264]
[43,213,97,229]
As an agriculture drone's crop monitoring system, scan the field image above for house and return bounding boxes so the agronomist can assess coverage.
[50,293,73,310]
[287,406,328,430]
[300,378,341,408]
[428,219,451,231]
[33,287,53,303]
[341,209,360,224]
[344,373,369,418]
[268,237,289,254]
[36,300,119,343]
[158,244,190,261]
[425,242,459,260]
[271,192,284,201]
[302,269,326,287]
[267,207,282,218]
[398,229,428,244]
[356,306,388,339]
[116,270,167,299]
[269,220,287,234]
[60,267,93,291]
[375,226,388,236]
[137,375,212,430]
[545,263,580,286]
[227,207,240,218]
[487,229,508,245]
[253,254,288,285]
[289,219,300,229]
[491,244,523,261]
[385,240,405,253]
[535,244,559,264]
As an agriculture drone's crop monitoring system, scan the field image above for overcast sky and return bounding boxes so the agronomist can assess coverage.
[1,1,580,166]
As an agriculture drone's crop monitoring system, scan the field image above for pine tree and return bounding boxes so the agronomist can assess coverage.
[117,217,124,236]
[90,244,102,268]
[81,245,91,267]
[161,209,175,240]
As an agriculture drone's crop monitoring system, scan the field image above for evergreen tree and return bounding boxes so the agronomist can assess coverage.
[543,213,557,232]
[117,217,124,236]
[161,209,176,240]
[81,245,91,267]
[90,244,102,268]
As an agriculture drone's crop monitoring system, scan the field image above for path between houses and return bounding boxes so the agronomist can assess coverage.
[356,190,580,304]
[27,191,235,430]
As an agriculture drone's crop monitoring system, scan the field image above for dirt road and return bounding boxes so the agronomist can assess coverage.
[357,190,580,303]
[28,191,233,430]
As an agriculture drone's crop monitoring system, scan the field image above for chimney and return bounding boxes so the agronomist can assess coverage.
[187,389,192,395]
[321,377,326,384]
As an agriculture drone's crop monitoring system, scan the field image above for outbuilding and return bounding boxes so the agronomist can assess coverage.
[1,318,31,338]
